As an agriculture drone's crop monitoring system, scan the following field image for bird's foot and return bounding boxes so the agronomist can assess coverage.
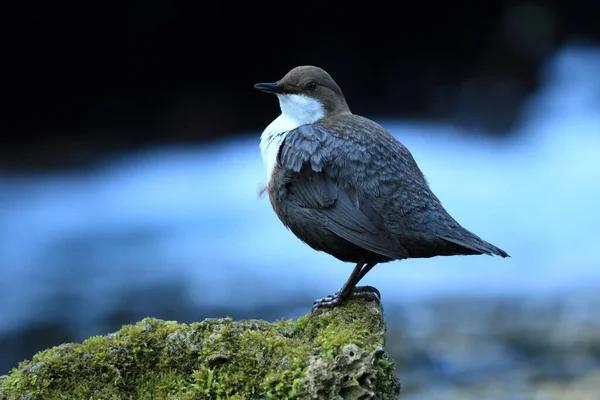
[312,285,381,311]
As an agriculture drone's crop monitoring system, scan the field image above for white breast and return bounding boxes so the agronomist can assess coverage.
[260,94,325,180]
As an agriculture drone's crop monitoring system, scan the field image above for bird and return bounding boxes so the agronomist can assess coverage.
[254,65,509,310]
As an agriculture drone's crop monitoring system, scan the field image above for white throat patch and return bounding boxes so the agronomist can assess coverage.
[260,94,325,180]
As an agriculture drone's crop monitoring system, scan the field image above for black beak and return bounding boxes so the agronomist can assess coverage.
[254,82,283,94]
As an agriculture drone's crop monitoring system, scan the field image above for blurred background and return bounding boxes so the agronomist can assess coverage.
[1,1,600,399]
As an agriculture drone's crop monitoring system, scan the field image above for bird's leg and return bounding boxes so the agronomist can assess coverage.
[313,262,364,310]
[354,262,377,286]
[349,262,380,300]
[313,262,380,311]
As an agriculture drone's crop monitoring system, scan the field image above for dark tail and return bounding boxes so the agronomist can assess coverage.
[440,233,510,258]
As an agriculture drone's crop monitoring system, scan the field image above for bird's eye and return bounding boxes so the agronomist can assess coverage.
[305,81,318,90]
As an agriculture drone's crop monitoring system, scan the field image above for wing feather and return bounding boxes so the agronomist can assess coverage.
[274,116,507,260]
[286,168,408,259]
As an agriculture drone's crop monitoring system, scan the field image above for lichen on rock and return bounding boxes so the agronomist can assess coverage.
[0,299,400,399]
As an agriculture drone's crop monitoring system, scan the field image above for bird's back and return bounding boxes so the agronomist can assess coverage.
[312,114,509,259]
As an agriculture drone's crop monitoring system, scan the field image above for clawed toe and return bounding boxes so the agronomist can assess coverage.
[312,295,342,311]
[352,285,381,299]
[312,285,382,311]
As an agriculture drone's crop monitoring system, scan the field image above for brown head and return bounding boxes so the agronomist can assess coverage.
[254,66,351,119]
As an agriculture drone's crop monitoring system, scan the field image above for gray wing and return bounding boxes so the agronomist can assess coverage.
[279,116,433,198]
[279,122,409,259]
[279,118,509,259]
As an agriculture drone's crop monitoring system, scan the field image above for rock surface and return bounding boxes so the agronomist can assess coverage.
[0,299,400,399]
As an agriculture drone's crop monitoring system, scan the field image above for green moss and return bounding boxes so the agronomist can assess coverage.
[0,299,400,399]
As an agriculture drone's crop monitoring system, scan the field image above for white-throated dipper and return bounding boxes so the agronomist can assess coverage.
[254,66,509,310]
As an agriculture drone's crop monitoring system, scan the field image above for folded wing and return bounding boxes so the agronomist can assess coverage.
[280,124,409,259]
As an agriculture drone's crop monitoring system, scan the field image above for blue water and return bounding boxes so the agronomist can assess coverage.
[1,43,599,338]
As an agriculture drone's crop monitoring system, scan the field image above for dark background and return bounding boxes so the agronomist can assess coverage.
[3,1,597,170]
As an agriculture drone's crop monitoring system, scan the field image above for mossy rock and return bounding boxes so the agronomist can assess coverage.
[0,299,400,399]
